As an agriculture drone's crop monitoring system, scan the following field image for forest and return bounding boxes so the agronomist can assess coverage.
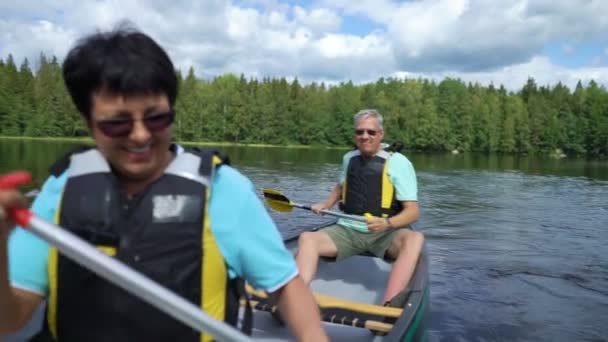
[1,53,607,157]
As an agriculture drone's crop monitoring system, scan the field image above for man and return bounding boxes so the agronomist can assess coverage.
[0,26,327,342]
[296,109,424,307]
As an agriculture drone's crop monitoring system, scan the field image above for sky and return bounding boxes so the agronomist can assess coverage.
[1,0,608,91]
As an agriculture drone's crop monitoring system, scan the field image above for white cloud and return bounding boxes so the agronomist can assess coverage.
[1,0,607,90]
[324,0,608,72]
[0,19,76,69]
[293,6,341,33]
[393,56,608,91]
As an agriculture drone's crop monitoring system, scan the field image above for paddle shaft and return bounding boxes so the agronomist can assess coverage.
[248,299,393,333]
[261,188,368,222]
[291,203,367,222]
[1,174,252,342]
[26,217,251,341]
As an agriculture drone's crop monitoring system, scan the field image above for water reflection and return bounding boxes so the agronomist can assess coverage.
[0,140,91,189]
[2,139,607,182]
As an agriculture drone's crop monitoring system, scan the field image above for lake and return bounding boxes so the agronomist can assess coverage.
[1,138,607,341]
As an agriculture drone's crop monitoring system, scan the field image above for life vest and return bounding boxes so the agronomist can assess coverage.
[33,146,250,342]
[341,149,401,217]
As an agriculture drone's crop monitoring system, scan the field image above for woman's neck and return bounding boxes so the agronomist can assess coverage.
[121,150,174,198]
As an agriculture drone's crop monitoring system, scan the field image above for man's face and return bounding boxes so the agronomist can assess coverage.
[354,116,384,157]
[88,90,173,182]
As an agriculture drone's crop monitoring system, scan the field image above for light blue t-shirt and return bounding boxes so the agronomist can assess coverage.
[8,163,297,295]
[337,150,418,232]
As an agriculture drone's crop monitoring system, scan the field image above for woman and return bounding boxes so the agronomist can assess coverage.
[0,25,327,342]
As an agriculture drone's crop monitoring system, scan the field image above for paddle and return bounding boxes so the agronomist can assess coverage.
[261,189,368,222]
[0,172,252,342]
[246,284,402,319]
[246,299,393,334]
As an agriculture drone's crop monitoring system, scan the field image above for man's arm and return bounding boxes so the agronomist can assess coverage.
[368,153,420,232]
[387,153,420,228]
[311,183,342,213]
[272,276,328,342]
[387,200,420,228]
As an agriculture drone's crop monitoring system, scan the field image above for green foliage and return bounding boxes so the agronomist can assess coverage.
[1,54,607,157]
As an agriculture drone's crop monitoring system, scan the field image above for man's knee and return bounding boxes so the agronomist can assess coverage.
[298,232,322,251]
[395,230,424,253]
[299,231,340,257]
[408,230,424,246]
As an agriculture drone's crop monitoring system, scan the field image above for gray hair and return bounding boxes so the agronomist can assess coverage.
[354,109,384,130]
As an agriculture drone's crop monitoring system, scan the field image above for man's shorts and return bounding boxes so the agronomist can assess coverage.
[322,224,408,261]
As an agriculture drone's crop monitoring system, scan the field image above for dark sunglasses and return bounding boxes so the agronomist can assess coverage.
[95,111,175,138]
[355,129,378,136]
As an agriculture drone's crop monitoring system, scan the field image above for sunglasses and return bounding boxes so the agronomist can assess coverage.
[95,111,175,138]
[355,129,378,136]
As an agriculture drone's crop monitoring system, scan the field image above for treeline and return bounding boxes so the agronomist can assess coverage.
[1,53,607,157]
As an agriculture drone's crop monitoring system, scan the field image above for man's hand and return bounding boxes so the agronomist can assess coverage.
[310,202,330,215]
[310,184,342,216]
[366,216,392,233]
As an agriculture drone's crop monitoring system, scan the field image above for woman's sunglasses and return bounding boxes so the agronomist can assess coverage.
[95,111,175,138]
[355,129,378,136]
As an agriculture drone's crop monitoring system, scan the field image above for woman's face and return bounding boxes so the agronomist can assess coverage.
[88,90,174,183]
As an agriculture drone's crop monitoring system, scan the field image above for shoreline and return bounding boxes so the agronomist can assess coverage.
[0,135,348,150]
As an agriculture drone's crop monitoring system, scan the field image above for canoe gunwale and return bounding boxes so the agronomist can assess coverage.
[384,249,429,341]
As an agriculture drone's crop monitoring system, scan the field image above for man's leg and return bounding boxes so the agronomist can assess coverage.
[296,231,338,285]
[383,229,424,304]
[296,224,361,285]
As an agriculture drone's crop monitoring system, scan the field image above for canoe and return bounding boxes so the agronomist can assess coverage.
[250,219,430,341]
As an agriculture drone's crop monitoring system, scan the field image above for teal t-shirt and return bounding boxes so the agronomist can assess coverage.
[8,158,297,295]
[337,150,418,232]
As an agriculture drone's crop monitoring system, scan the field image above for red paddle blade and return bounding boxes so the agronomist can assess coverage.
[0,171,32,190]
[0,171,33,226]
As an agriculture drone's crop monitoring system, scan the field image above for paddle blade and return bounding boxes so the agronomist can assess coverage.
[262,189,294,213]
[0,172,34,226]
[266,200,294,213]
[0,171,32,190]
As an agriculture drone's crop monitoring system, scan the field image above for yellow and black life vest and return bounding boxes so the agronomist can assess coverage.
[341,149,401,217]
[33,147,250,342]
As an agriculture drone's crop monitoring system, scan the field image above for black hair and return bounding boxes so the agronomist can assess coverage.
[62,23,178,119]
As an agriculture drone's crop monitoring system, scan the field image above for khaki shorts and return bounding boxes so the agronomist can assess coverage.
[322,224,407,261]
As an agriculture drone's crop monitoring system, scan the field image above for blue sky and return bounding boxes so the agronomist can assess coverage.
[340,13,383,37]
[1,0,607,90]
[544,39,608,68]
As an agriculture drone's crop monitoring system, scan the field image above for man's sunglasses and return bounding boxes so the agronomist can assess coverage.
[355,129,378,136]
[95,111,175,138]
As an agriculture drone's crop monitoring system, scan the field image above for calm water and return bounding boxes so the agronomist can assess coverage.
[1,139,607,341]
